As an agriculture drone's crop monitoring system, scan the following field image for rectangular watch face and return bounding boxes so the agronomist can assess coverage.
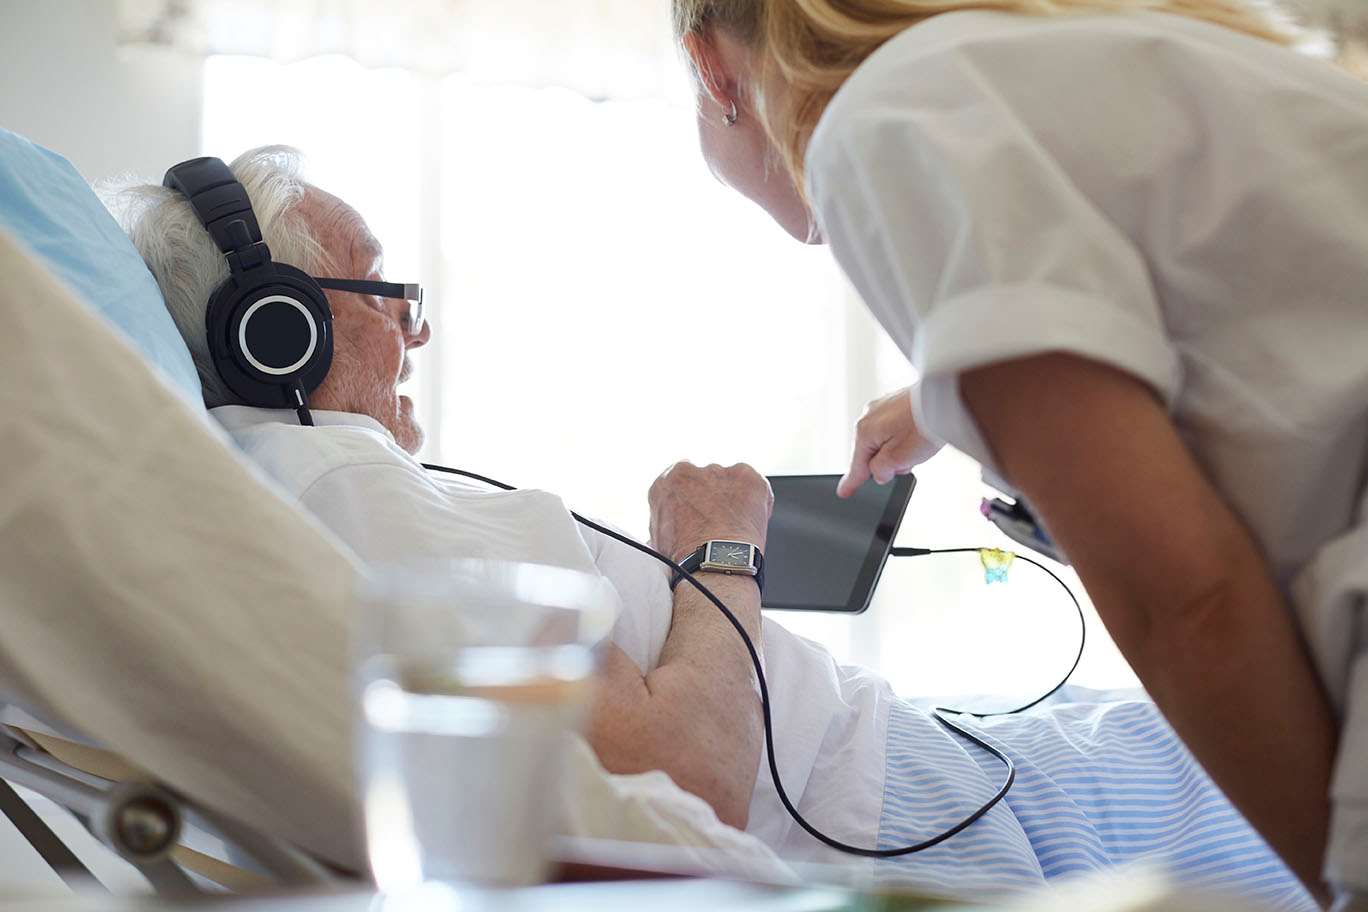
[705,541,754,569]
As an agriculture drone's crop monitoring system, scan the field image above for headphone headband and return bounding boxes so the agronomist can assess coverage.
[163,157,267,270]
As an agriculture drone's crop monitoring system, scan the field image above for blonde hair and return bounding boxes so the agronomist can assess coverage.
[673,0,1295,190]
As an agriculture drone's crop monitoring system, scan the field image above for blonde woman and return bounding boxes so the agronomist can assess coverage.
[673,0,1368,905]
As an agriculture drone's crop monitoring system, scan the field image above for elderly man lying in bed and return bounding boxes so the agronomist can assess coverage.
[111,147,1314,909]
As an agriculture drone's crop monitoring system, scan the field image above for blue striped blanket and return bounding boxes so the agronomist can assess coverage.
[874,698,1314,910]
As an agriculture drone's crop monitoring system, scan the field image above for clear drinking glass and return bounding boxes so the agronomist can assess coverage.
[356,560,617,892]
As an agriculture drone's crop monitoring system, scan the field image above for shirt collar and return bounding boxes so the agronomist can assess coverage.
[210,404,394,440]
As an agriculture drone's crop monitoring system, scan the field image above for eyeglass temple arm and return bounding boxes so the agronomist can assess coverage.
[314,278,421,303]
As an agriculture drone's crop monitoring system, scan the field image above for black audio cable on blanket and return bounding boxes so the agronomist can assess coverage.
[423,463,1085,858]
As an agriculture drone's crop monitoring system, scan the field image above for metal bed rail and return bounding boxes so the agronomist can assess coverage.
[0,725,334,895]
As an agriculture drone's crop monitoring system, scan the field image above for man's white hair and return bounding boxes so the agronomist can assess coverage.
[104,145,329,408]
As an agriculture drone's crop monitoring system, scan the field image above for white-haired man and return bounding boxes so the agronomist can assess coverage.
[110,145,770,832]
[112,147,1316,909]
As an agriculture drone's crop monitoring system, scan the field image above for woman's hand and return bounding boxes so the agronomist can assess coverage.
[837,387,941,498]
[649,461,774,561]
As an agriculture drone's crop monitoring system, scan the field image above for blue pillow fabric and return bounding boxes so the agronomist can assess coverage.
[0,128,203,406]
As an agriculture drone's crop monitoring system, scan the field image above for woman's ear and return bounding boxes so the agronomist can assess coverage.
[682,30,736,109]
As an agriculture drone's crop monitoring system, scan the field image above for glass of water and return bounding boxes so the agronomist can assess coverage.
[356,560,617,892]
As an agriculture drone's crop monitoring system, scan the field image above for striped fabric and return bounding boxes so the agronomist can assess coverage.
[873,699,1314,910]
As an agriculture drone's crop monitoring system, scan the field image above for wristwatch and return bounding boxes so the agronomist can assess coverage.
[670,540,765,595]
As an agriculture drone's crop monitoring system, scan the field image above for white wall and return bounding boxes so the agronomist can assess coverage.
[0,0,202,182]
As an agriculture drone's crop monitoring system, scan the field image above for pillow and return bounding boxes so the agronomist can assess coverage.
[0,128,202,406]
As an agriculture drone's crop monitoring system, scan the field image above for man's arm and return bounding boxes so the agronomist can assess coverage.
[298,456,767,831]
[587,577,762,831]
[584,463,770,831]
[960,353,1337,898]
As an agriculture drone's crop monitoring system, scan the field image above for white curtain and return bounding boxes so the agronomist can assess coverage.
[118,0,682,100]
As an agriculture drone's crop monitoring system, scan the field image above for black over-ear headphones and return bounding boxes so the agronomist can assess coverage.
[163,157,332,423]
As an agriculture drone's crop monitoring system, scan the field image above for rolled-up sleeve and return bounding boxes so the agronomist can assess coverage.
[807,38,1182,475]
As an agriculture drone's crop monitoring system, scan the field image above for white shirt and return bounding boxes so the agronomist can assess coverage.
[805,10,1368,887]
[214,405,897,863]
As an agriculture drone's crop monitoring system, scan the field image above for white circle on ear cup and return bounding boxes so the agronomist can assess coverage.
[238,295,318,376]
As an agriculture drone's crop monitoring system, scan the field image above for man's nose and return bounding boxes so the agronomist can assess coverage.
[407,316,432,349]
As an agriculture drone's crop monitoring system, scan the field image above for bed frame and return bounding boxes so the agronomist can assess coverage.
[0,718,336,895]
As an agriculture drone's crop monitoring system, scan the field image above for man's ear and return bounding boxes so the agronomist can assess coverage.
[682,30,735,109]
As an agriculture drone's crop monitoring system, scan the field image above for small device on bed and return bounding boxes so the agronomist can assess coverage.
[981,495,1067,565]
[762,473,915,613]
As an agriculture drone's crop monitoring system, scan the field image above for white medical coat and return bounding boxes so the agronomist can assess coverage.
[805,9,1368,889]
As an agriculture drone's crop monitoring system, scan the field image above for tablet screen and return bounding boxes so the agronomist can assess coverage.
[762,474,915,613]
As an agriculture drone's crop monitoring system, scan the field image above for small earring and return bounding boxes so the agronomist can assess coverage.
[723,100,739,127]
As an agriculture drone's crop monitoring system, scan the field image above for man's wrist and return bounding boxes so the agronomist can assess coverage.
[672,569,763,600]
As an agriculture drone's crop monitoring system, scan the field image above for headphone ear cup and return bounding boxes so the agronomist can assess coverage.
[205,267,333,409]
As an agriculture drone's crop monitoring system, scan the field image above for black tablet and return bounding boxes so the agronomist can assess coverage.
[762,473,916,614]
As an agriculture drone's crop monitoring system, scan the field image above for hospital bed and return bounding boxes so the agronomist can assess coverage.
[0,126,830,898]
[0,149,800,903]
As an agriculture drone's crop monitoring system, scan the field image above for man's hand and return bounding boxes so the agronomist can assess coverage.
[649,462,774,560]
[837,387,940,499]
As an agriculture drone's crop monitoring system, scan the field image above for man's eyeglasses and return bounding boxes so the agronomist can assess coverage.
[314,278,425,336]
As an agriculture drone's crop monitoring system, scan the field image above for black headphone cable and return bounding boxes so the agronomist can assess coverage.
[292,384,315,427]
[422,463,1086,858]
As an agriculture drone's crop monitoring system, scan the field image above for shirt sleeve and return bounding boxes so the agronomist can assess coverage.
[297,460,624,645]
[807,37,1183,476]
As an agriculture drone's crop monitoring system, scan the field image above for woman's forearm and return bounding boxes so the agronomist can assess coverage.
[1112,552,1337,897]
[960,353,1339,898]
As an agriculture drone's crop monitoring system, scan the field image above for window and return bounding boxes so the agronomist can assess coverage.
[204,54,1138,696]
